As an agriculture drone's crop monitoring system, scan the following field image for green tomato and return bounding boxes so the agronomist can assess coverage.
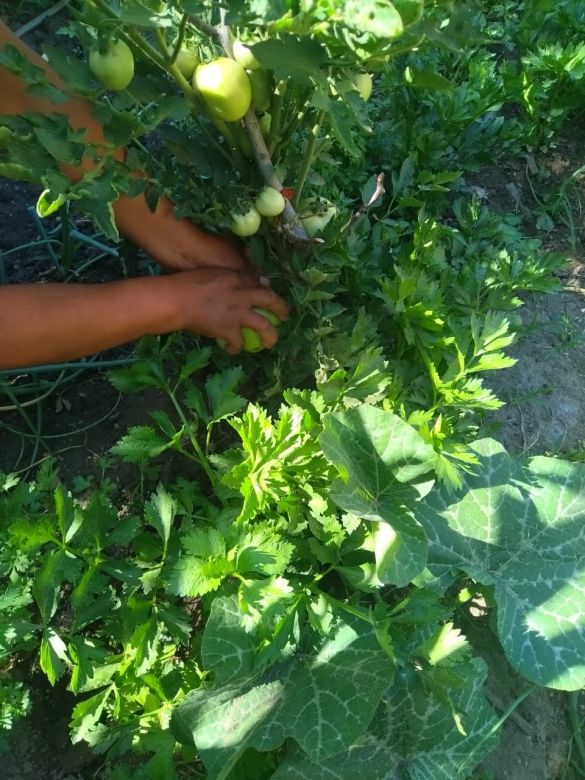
[255,187,285,218]
[233,39,261,70]
[230,206,261,237]
[89,39,134,91]
[217,307,281,353]
[172,47,200,79]
[248,68,271,113]
[301,203,337,237]
[193,57,252,122]
[354,73,373,101]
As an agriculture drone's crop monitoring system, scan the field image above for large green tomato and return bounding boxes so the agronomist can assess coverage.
[230,206,261,237]
[193,58,252,122]
[173,47,199,79]
[89,39,134,91]
[255,187,285,217]
[233,40,261,70]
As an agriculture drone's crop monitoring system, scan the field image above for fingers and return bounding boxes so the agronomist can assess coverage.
[242,287,290,322]
[241,310,280,349]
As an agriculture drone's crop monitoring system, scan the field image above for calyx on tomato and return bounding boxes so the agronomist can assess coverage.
[89,39,134,91]
[193,57,252,122]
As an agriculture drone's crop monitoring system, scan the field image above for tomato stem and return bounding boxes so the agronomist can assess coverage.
[292,110,324,209]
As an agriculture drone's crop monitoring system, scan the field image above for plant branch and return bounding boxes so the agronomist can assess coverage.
[170,12,189,63]
[292,110,324,208]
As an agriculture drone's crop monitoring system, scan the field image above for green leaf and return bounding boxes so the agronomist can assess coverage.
[416,439,585,690]
[171,611,395,777]
[33,550,66,624]
[70,685,115,744]
[109,361,167,393]
[250,36,328,85]
[344,0,404,38]
[320,407,436,585]
[236,528,294,577]
[144,484,175,551]
[274,659,497,779]
[201,595,256,685]
[206,367,247,423]
[168,527,234,597]
[111,426,172,462]
[36,188,66,217]
[404,66,452,90]
[39,628,69,685]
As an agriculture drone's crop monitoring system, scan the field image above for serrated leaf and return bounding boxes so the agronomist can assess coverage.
[144,484,175,552]
[109,361,166,393]
[110,426,171,462]
[416,439,585,690]
[206,367,247,423]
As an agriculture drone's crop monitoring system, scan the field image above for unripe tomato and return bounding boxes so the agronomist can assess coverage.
[233,40,261,70]
[248,69,271,113]
[172,47,200,79]
[230,206,261,237]
[89,39,134,91]
[301,201,337,237]
[255,187,286,218]
[217,307,281,353]
[354,73,373,101]
[193,58,252,122]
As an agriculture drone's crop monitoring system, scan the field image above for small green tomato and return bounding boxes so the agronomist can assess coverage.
[230,206,262,237]
[89,39,134,91]
[217,307,281,353]
[255,187,286,218]
[172,47,200,79]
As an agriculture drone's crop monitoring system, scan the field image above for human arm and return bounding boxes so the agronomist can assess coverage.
[0,268,289,369]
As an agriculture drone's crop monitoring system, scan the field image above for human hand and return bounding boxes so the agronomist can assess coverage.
[114,194,261,277]
[162,268,289,353]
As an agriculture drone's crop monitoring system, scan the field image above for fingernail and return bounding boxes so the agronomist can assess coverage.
[260,276,270,287]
